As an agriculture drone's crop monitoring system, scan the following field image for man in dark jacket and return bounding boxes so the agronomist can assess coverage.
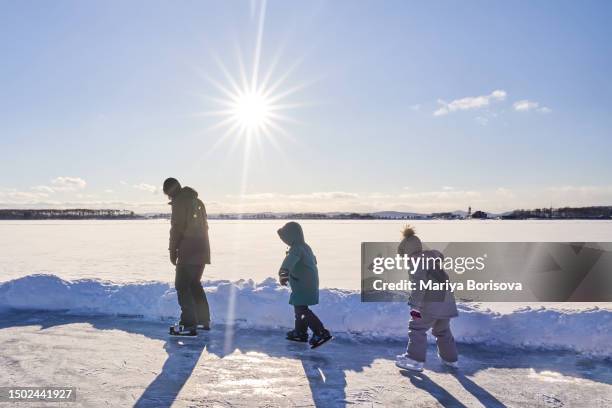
[163,177,211,336]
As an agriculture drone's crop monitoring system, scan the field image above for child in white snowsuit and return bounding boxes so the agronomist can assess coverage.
[395,226,459,372]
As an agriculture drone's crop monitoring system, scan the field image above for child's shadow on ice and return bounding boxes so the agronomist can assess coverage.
[401,370,469,408]
[400,369,506,408]
[128,321,351,407]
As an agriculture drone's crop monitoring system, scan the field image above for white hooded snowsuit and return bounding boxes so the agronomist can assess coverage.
[398,236,458,363]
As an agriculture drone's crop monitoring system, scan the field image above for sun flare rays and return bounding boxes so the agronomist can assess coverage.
[200,0,307,154]
[194,0,312,354]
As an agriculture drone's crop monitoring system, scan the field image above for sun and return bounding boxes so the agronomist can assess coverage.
[231,90,272,133]
[199,0,310,150]
[195,0,313,208]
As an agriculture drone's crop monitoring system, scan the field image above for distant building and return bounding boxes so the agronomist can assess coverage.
[471,210,488,219]
[431,212,461,220]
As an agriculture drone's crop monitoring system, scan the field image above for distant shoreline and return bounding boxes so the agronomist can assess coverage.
[1,206,611,221]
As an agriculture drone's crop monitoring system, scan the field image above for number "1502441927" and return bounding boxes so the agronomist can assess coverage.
[0,387,76,402]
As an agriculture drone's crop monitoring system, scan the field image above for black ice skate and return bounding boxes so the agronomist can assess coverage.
[309,329,332,349]
[286,330,308,342]
[169,324,197,336]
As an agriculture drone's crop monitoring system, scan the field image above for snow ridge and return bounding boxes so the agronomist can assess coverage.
[1,274,610,358]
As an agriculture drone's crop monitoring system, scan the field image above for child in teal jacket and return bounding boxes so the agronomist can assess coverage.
[277,222,332,348]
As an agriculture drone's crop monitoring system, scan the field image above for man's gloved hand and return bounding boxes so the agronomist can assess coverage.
[410,309,422,319]
[170,250,178,266]
[280,276,289,286]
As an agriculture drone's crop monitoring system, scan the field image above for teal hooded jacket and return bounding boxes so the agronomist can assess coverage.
[277,222,319,306]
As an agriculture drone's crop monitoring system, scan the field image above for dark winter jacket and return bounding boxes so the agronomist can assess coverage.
[278,222,319,306]
[169,186,211,265]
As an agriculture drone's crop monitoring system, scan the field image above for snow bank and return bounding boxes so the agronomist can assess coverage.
[1,274,610,358]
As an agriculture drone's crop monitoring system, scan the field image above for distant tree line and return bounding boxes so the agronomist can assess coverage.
[0,209,139,220]
[3,206,611,220]
[214,212,378,220]
[502,206,612,219]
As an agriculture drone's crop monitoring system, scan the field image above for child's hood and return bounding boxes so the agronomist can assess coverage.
[277,222,305,246]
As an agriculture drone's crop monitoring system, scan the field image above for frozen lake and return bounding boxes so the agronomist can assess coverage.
[1,219,612,290]
[1,220,610,353]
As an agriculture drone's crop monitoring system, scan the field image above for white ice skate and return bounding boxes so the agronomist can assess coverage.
[395,353,424,372]
[438,353,459,369]
[169,324,197,336]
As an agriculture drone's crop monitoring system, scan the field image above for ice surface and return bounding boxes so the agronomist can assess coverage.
[1,274,610,358]
[3,312,611,407]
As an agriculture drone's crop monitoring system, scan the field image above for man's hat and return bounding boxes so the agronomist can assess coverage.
[163,177,181,197]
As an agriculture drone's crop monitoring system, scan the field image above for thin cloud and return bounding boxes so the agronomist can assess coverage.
[513,99,551,113]
[51,176,87,191]
[0,190,50,201]
[3,186,612,214]
[495,187,515,199]
[538,106,552,114]
[434,90,506,116]
[133,183,159,194]
[289,192,359,200]
[31,185,55,194]
[232,191,359,201]
[475,116,489,126]
[409,104,421,111]
[0,198,166,212]
[28,177,87,194]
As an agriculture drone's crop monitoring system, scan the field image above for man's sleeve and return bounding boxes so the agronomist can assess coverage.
[199,199,209,230]
[169,202,187,252]
[279,246,301,278]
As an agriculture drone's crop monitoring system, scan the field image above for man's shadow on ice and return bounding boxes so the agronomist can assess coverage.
[125,320,355,407]
[0,312,356,407]
[400,369,506,408]
[0,313,204,408]
[132,322,352,407]
[132,332,206,407]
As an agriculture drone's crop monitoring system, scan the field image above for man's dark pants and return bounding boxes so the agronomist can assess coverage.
[175,264,210,328]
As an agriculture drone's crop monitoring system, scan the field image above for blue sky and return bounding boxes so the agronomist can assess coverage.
[1,0,611,213]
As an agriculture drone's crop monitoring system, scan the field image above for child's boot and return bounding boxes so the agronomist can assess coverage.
[437,353,459,369]
[286,330,308,342]
[309,329,333,349]
[169,323,197,336]
[395,353,424,372]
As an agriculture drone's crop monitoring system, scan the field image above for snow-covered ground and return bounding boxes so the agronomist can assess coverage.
[1,311,611,407]
[1,218,611,406]
[1,274,611,358]
[1,275,611,406]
